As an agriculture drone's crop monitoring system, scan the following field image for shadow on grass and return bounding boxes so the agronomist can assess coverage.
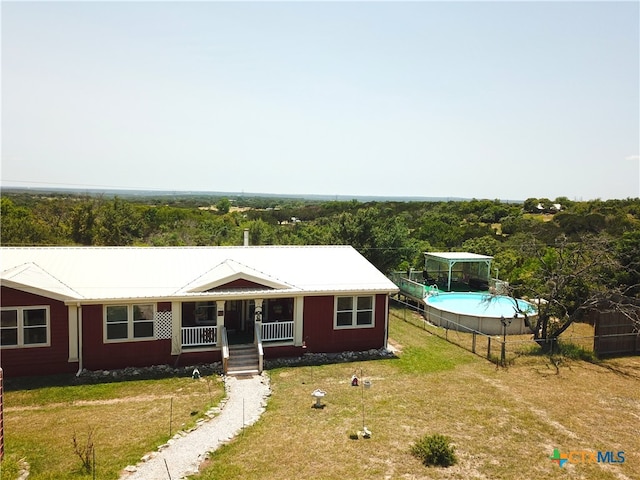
[3,373,79,392]
[3,366,212,392]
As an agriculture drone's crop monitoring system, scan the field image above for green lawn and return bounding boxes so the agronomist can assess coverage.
[195,311,640,480]
[2,309,639,480]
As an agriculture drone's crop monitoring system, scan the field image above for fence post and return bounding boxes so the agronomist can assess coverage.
[472,332,476,354]
[487,337,492,359]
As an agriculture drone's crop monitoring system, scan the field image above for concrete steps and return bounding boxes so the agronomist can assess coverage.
[227,344,260,376]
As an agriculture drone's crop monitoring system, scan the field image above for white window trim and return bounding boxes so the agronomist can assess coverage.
[333,295,375,330]
[0,305,51,348]
[104,304,156,343]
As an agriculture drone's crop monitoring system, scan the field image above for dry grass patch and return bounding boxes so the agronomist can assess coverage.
[2,374,225,479]
[196,315,640,480]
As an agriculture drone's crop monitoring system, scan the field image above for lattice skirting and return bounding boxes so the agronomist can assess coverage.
[155,311,173,339]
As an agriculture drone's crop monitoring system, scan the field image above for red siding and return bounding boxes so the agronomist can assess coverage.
[302,294,387,353]
[264,345,304,359]
[176,350,222,366]
[1,287,390,377]
[213,279,272,290]
[81,304,174,371]
[0,287,77,377]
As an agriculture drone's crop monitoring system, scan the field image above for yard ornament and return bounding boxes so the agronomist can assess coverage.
[351,374,359,387]
[192,368,201,379]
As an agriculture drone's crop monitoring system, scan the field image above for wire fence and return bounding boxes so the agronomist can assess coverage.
[390,298,639,366]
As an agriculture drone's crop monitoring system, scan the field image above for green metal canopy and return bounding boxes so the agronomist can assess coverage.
[424,252,493,292]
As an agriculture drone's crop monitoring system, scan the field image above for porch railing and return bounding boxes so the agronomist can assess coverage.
[181,326,218,347]
[261,321,294,342]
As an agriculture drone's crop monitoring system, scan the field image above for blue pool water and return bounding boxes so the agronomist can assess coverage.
[426,292,536,318]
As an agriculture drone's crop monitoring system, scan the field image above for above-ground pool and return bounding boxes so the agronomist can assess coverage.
[423,292,537,336]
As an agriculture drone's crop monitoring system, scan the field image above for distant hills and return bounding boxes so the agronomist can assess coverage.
[0,186,522,203]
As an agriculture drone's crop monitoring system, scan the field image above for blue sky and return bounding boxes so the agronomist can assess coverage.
[2,1,638,200]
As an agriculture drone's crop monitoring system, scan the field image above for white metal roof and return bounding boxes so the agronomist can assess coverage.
[424,252,493,262]
[1,246,398,303]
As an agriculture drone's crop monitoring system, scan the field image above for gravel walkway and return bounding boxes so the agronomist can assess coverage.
[120,374,271,480]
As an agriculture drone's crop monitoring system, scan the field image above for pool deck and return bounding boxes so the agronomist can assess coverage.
[391,273,487,301]
[391,273,536,336]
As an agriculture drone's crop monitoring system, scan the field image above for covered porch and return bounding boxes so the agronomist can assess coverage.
[178,297,298,349]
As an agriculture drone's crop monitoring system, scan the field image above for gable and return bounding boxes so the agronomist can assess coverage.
[0,262,82,301]
[179,258,294,294]
[209,278,274,291]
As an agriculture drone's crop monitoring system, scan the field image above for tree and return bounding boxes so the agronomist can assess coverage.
[499,234,640,350]
[70,199,97,245]
[0,197,49,245]
[523,198,539,213]
[461,235,502,257]
[616,230,640,295]
[330,207,411,273]
[95,197,142,245]
[216,197,231,214]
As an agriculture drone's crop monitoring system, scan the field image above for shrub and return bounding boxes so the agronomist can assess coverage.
[72,426,96,473]
[411,433,457,467]
[555,340,596,362]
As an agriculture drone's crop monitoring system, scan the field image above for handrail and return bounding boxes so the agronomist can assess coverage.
[254,323,264,374]
[221,327,229,375]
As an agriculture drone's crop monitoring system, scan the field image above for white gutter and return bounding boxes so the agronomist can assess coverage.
[62,288,400,306]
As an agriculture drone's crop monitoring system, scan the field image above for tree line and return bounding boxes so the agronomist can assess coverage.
[2,192,639,346]
[2,193,638,275]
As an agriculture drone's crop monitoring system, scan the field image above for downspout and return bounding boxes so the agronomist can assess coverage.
[75,304,83,376]
[384,294,389,350]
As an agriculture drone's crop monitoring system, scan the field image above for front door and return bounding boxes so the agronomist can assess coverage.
[225,300,254,344]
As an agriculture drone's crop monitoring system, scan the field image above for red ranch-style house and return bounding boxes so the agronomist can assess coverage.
[0,246,399,377]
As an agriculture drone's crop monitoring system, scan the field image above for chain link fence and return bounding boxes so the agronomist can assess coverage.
[390,300,638,366]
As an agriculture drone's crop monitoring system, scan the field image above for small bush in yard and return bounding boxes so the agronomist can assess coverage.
[411,433,457,467]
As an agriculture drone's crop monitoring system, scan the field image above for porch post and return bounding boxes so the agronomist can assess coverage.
[217,301,226,346]
[171,302,181,355]
[254,299,263,340]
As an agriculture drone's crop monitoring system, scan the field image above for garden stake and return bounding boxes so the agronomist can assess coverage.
[169,397,173,437]
[164,458,172,479]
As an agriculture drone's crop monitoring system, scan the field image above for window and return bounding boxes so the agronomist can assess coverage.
[105,304,154,341]
[264,298,294,322]
[1,306,50,347]
[334,295,374,329]
[194,302,217,326]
